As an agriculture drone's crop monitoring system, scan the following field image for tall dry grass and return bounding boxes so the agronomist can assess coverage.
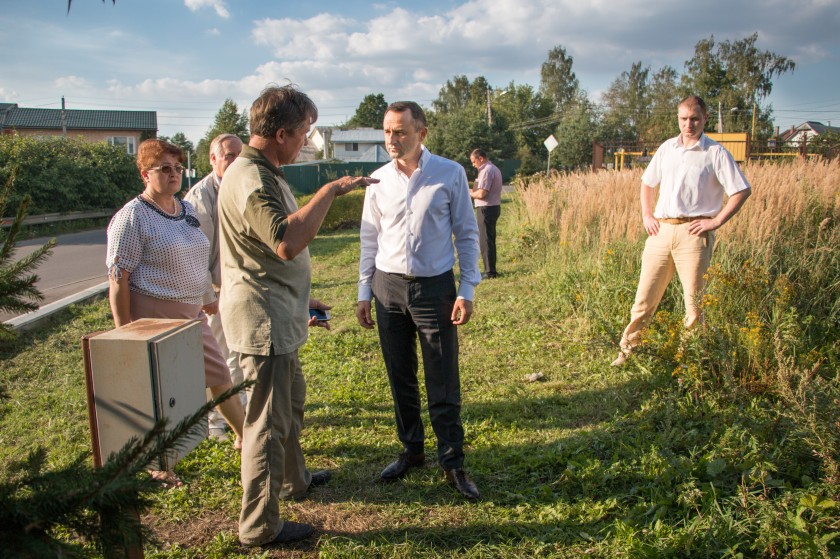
[514,159,840,480]
[515,158,840,252]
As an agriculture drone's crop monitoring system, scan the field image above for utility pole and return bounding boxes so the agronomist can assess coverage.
[61,96,67,136]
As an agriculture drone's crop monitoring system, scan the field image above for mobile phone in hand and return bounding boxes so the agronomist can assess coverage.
[309,308,331,321]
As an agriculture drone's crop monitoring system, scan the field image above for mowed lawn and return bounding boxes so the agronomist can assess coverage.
[2,171,838,558]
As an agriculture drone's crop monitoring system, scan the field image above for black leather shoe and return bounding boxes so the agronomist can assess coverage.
[262,521,313,546]
[380,452,425,481]
[444,468,480,500]
[310,469,332,487]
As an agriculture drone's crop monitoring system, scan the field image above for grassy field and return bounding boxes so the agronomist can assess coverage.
[1,160,838,557]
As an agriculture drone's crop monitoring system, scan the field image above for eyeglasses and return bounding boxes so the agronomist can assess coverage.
[148,164,184,175]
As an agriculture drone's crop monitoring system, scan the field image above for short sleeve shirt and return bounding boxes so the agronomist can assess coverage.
[106,196,211,305]
[217,145,311,356]
[642,134,751,218]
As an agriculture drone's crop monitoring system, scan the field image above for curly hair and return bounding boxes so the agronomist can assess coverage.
[136,139,184,174]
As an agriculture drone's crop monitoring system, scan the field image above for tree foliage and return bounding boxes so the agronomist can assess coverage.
[158,132,194,158]
[597,34,795,148]
[426,76,516,173]
[194,99,249,177]
[681,33,795,138]
[345,93,388,128]
[491,82,556,174]
[554,94,596,169]
[539,45,580,113]
[0,173,55,341]
[0,383,250,557]
[0,136,142,214]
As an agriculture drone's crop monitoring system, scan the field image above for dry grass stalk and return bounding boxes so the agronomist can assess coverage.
[515,159,840,254]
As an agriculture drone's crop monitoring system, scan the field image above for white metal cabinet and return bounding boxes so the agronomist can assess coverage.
[83,318,208,470]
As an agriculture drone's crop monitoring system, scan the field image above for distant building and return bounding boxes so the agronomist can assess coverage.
[0,100,157,155]
[330,128,387,162]
[308,126,334,157]
[780,121,840,146]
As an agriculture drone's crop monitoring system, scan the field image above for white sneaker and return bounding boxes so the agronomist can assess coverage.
[208,426,230,441]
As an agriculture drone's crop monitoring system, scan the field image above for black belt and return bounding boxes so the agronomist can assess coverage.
[387,272,418,281]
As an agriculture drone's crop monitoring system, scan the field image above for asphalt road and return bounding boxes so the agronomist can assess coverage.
[1,228,107,323]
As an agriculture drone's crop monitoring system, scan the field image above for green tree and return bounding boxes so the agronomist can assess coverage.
[539,45,580,113]
[492,82,556,174]
[432,75,475,114]
[426,76,515,171]
[158,132,194,157]
[553,94,596,170]
[682,34,795,138]
[644,66,681,144]
[194,99,249,177]
[599,61,650,146]
[0,173,55,342]
[345,93,388,128]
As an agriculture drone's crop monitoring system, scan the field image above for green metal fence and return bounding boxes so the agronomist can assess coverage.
[281,162,385,194]
[281,159,521,194]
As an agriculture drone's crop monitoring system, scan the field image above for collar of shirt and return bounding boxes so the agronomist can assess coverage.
[239,144,284,176]
[674,133,710,151]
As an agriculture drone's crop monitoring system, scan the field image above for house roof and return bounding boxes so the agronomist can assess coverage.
[0,105,157,131]
[780,121,840,142]
[331,129,385,143]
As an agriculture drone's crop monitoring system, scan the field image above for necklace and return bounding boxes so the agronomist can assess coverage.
[142,193,180,217]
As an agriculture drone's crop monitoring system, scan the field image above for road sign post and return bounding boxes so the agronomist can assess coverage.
[544,134,558,175]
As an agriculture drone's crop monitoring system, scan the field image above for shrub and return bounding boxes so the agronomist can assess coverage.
[0,135,142,215]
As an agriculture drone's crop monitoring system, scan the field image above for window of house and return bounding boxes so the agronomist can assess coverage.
[347,142,359,152]
[107,136,136,155]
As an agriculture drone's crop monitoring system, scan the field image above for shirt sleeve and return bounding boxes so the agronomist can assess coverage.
[358,179,381,301]
[641,146,664,188]
[242,185,290,254]
[450,166,481,300]
[475,166,490,191]
[713,146,751,196]
[106,205,142,278]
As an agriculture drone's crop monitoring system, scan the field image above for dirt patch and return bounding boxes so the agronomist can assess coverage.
[143,501,391,557]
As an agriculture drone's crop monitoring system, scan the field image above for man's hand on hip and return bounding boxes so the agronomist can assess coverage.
[687,217,718,236]
[643,214,660,236]
[451,298,473,325]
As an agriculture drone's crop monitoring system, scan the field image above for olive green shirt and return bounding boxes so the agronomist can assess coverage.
[218,145,311,356]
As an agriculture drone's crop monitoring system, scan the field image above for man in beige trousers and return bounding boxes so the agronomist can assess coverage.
[612,95,751,367]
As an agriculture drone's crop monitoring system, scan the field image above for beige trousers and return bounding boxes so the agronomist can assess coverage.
[238,350,311,546]
[207,307,245,430]
[619,222,715,352]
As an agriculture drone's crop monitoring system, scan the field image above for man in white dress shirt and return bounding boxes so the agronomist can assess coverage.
[184,133,245,440]
[612,95,751,367]
[356,101,482,500]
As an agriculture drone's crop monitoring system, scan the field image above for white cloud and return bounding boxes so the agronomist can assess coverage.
[184,0,230,19]
[53,76,94,91]
[206,28,221,36]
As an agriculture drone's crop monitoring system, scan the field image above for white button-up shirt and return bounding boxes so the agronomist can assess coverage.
[358,146,481,301]
[643,134,751,219]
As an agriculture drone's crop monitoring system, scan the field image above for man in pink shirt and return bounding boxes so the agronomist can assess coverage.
[469,149,503,279]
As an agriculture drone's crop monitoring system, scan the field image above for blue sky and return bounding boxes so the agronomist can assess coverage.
[2,0,838,144]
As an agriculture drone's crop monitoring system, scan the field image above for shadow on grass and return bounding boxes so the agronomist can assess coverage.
[319,518,598,551]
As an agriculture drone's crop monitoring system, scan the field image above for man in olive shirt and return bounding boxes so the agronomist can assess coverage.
[218,85,375,547]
